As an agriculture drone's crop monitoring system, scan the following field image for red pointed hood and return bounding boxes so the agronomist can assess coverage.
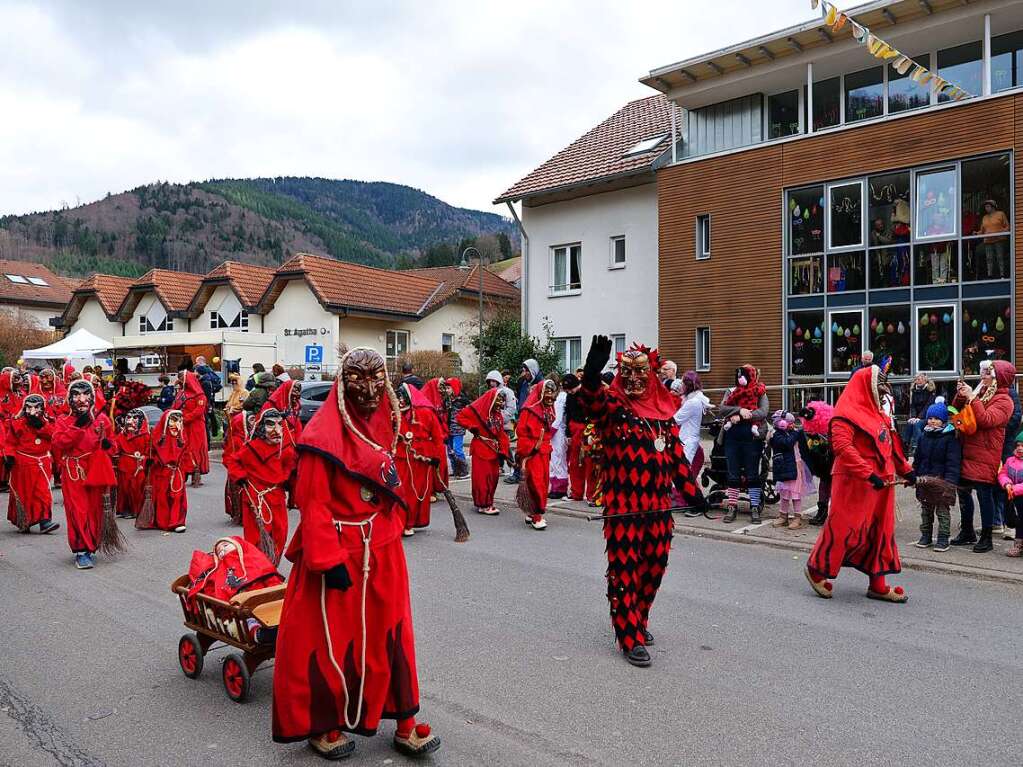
[297,379,405,508]
[28,375,41,395]
[520,381,555,421]
[421,377,445,409]
[265,379,294,412]
[831,365,889,456]
[609,357,680,420]
[62,363,76,385]
[458,388,504,438]
[153,409,187,464]
[181,371,204,398]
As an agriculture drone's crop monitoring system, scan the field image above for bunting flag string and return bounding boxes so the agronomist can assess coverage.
[813,0,973,101]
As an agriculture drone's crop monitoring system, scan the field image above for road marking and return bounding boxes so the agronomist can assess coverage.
[732,522,767,535]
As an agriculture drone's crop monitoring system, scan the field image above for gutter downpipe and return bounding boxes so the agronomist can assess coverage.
[506,200,529,335]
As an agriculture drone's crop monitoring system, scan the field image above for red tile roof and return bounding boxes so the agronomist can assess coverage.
[0,259,74,308]
[202,261,276,307]
[57,273,136,328]
[495,94,674,203]
[130,269,204,313]
[409,265,520,306]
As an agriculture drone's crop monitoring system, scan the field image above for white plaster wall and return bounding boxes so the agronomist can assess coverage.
[521,183,659,347]
[204,286,253,330]
[68,299,123,341]
[261,280,339,370]
[3,304,60,331]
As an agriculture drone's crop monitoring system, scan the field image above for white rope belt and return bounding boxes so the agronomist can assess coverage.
[322,512,378,730]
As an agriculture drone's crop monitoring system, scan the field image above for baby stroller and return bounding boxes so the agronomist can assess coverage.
[700,420,779,509]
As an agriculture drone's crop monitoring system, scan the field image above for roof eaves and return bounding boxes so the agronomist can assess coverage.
[494,165,658,205]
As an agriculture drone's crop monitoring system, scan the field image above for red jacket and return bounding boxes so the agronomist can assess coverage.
[953,360,1017,484]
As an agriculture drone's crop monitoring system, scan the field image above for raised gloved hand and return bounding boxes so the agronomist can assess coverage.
[582,334,613,389]
[867,474,886,490]
[902,470,917,487]
[324,564,353,592]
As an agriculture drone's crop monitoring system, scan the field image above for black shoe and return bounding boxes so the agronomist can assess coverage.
[972,528,993,553]
[624,645,651,668]
[503,474,520,485]
[549,491,566,500]
[934,534,950,552]
[912,534,932,548]
[722,506,737,523]
[809,505,828,526]
[950,529,977,546]
[750,506,762,524]
[643,630,654,646]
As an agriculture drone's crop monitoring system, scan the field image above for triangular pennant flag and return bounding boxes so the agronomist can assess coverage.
[825,4,838,25]
[831,12,847,32]
[851,22,868,43]
[867,35,884,55]
[930,75,948,92]
[893,55,914,75]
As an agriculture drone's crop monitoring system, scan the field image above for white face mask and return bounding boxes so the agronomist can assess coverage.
[737,376,748,387]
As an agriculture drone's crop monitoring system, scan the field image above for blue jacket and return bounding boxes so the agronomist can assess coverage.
[157,384,176,411]
[769,429,802,482]
[914,426,962,485]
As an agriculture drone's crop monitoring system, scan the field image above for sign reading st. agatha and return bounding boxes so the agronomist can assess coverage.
[283,328,329,337]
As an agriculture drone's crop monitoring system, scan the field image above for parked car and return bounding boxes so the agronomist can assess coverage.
[139,405,164,429]
[298,381,333,424]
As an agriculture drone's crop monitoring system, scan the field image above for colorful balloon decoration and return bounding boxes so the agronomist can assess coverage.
[876,323,884,335]
[920,314,929,327]
[852,324,860,336]
[789,319,796,331]
[844,329,851,338]
[942,313,951,325]
[887,323,895,334]
[814,327,822,339]
[972,319,979,328]
[832,322,839,334]
[982,322,988,333]
[897,322,905,334]
[870,318,878,330]
[996,317,1006,332]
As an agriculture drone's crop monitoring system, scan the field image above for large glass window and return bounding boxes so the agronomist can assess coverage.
[914,241,958,285]
[550,244,581,295]
[788,187,824,255]
[812,77,841,131]
[867,305,911,377]
[827,251,865,292]
[937,41,982,103]
[889,54,930,113]
[962,299,1012,374]
[868,172,911,246]
[845,67,883,122]
[789,310,825,377]
[829,310,864,375]
[829,182,863,248]
[789,255,823,295]
[917,306,956,373]
[992,31,1023,94]
[768,90,800,139]
[553,337,582,373]
[916,168,957,239]
[869,247,911,289]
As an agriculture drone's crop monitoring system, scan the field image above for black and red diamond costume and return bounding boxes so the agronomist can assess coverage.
[578,336,703,667]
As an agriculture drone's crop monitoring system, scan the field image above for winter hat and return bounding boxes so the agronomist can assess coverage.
[486,369,503,386]
[926,396,948,423]
[561,373,580,390]
[1015,429,1023,444]
[771,410,795,429]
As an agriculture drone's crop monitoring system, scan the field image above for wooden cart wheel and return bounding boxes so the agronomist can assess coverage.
[178,633,203,679]
[222,653,250,703]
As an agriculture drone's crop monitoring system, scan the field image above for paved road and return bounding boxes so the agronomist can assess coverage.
[2,462,1021,766]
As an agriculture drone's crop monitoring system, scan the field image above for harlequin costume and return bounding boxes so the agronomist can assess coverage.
[172,371,209,483]
[226,408,298,565]
[52,381,118,569]
[114,409,151,519]
[5,395,59,534]
[578,336,703,667]
[805,366,916,603]
[456,388,511,515]
[515,380,556,530]
[137,409,193,533]
[395,383,446,535]
[272,348,439,760]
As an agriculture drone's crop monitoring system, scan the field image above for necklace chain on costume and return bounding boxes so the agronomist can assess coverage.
[640,416,666,452]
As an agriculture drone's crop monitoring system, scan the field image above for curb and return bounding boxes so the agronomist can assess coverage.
[451,490,1023,588]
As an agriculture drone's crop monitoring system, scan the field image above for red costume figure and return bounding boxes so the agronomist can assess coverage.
[420,377,451,494]
[805,365,916,603]
[272,348,439,761]
[457,388,511,515]
[187,536,285,602]
[515,379,557,530]
[114,409,151,519]
[35,369,68,418]
[6,395,59,534]
[223,410,256,525]
[138,409,193,533]
[61,363,76,387]
[394,383,446,536]
[579,336,703,667]
[227,408,297,565]
[173,371,209,484]
[84,372,107,416]
[263,379,305,442]
[53,380,117,570]
[0,369,25,490]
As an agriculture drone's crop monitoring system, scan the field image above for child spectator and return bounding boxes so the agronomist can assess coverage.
[769,411,814,529]
[997,430,1023,558]
[912,398,961,552]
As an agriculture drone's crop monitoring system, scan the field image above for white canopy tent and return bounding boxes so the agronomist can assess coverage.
[22,328,113,370]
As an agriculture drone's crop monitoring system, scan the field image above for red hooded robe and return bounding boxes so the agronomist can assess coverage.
[53,404,115,554]
[262,379,304,442]
[139,410,193,531]
[515,382,555,514]
[6,399,55,530]
[272,379,421,742]
[807,366,913,580]
[457,388,511,509]
[172,372,209,475]
[395,384,446,529]
[114,415,151,518]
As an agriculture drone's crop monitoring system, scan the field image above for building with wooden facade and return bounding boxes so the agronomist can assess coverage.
[643,0,1023,403]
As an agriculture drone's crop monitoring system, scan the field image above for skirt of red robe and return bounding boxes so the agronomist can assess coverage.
[61,472,104,554]
[807,473,901,579]
[523,453,550,513]
[272,537,420,741]
[240,485,289,565]
[185,420,210,475]
[7,455,52,528]
[397,458,432,529]
[139,465,188,530]
[470,455,499,508]
[116,468,147,518]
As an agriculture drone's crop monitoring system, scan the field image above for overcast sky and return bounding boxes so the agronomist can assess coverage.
[0,0,853,217]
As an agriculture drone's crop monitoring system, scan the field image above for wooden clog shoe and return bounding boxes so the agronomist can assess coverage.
[394,723,441,757]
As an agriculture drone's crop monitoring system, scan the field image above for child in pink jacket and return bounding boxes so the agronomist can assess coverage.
[996,430,1023,558]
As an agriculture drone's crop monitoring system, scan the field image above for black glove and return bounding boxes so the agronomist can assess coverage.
[75,413,92,427]
[324,564,353,592]
[582,334,613,389]
[3,456,13,471]
[902,470,917,487]
[26,415,43,429]
[100,438,112,451]
[867,474,885,490]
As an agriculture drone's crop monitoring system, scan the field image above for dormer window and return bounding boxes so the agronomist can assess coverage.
[137,296,173,334]
[623,134,668,157]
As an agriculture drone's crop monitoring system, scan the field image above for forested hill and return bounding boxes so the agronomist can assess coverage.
[0,177,517,278]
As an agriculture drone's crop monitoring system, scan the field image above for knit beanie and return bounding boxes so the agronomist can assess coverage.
[1015,429,1023,444]
[926,396,948,423]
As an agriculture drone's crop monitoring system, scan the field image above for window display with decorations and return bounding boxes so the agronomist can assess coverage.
[788,187,824,256]
[788,311,825,377]
[917,306,956,373]
[828,310,864,375]
[962,299,1012,375]
[866,305,911,377]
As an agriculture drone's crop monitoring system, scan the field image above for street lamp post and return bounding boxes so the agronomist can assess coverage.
[459,246,484,390]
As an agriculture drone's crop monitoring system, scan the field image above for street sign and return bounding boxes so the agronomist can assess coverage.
[305,345,323,364]
[306,363,321,372]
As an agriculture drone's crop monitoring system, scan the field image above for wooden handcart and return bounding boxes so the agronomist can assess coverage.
[170,574,285,703]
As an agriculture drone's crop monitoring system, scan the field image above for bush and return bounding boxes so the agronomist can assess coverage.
[465,310,561,378]
[397,350,461,381]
